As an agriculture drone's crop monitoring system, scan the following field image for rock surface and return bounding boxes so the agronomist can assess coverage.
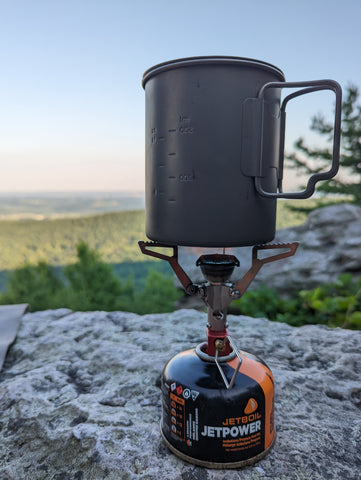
[176,203,361,296]
[0,308,360,479]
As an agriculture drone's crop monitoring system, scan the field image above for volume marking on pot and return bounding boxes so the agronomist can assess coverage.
[179,126,194,134]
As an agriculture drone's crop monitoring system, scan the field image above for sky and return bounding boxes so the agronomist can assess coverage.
[0,0,360,193]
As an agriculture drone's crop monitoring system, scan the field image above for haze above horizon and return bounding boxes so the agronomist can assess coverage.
[1,0,360,193]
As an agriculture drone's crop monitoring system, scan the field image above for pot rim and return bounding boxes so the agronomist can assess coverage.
[142,55,285,88]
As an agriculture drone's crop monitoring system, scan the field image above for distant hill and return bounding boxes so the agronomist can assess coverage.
[0,210,147,270]
[0,198,315,272]
[0,208,173,292]
[0,192,145,220]
[0,197,322,292]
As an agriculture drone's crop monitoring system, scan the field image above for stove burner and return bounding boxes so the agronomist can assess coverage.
[138,240,299,349]
[196,254,240,283]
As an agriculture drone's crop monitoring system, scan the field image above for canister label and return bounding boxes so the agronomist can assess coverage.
[161,350,275,465]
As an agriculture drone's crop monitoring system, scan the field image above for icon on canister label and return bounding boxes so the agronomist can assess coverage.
[183,389,191,399]
[244,398,258,414]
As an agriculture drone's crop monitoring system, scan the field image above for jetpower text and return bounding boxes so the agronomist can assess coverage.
[201,420,261,439]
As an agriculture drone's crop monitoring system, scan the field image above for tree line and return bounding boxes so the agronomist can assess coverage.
[0,241,181,314]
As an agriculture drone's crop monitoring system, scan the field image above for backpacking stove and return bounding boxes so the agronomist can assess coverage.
[139,56,342,468]
[139,241,298,467]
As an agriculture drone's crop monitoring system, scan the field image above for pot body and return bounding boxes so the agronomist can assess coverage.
[161,347,275,468]
[143,56,285,247]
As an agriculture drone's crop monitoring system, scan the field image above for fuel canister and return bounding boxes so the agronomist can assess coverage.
[161,346,275,468]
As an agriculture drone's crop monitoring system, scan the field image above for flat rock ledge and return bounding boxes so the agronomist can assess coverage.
[0,309,360,480]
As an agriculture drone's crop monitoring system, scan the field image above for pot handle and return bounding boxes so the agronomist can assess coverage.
[254,80,342,199]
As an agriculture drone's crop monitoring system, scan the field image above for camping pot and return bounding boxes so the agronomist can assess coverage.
[142,56,342,247]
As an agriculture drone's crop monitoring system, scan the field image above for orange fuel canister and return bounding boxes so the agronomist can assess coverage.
[161,346,275,468]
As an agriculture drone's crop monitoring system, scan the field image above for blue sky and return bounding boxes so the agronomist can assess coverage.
[0,0,360,192]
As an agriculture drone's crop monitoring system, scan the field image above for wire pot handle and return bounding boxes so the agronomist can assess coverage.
[255,79,342,199]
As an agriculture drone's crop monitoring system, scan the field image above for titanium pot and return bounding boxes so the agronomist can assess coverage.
[142,56,342,247]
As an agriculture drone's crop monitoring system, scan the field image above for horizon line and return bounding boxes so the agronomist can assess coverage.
[0,190,145,196]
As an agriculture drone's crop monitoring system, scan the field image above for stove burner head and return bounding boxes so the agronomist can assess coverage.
[196,254,240,283]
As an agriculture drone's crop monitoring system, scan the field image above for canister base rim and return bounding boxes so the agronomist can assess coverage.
[160,427,276,469]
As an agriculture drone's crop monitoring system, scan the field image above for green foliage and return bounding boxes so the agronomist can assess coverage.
[0,205,310,279]
[0,242,181,314]
[298,274,361,329]
[62,241,125,311]
[131,270,183,315]
[112,260,172,291]
[0,210,146,271]
[1,261,64,311]
[230,286,300,325]
[1,239,359,330]
[286,85,361,205]
[231,274,361,329]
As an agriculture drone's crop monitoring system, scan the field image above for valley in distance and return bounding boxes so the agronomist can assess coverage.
[0,191,172,292]
[0,191,145,220]
[0,191,310,293]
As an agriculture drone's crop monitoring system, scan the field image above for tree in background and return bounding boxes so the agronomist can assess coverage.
[1,261,64,312]
[133,270,183,314]
[286,84,361,204]
[0,241,181,313]
[62,242,182,314]
[63,241,126,311]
